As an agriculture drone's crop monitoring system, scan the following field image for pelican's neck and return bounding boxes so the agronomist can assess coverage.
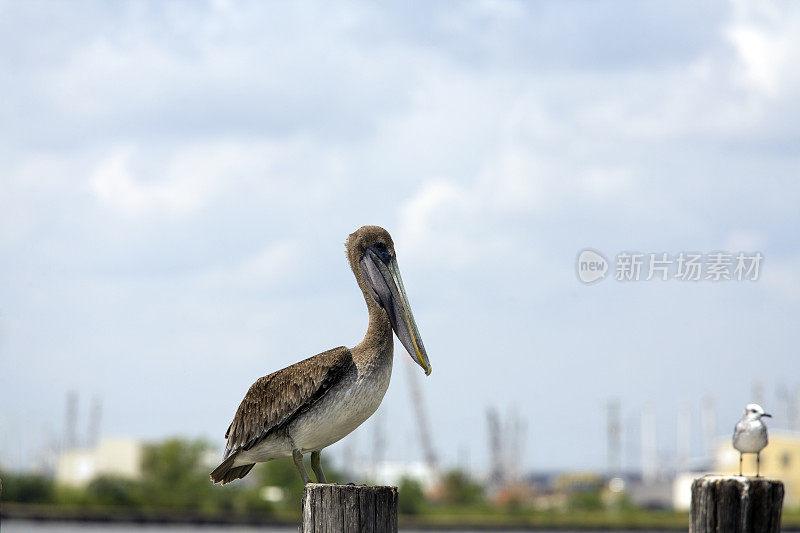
[361,302,392,351]
[352,270,393,356]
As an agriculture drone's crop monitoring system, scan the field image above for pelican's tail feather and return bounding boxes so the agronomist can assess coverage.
[210,452,255,485]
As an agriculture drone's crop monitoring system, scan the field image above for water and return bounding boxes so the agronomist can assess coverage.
[0,522,684,533]
[1,522,295,533]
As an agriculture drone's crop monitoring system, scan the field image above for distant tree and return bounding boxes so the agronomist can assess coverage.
[0,471,55,503]
[398,476,425,514]
[141,438,208,486]
[139,438,214,509]
[256,458,308,513]
[255,455,345,512]
[569,488,603,511]
[86,475,140,506]
[438,469,483,505]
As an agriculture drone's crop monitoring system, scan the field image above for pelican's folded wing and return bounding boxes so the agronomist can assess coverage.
[223,346,355,458]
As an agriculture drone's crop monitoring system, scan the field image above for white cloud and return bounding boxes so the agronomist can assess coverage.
[91,145,209,214]
[88,138,351,217]
[193,240,302,290]
[723,230,765,252]
[726,2,800,98]
[396,144,552,271]
[762,258,800,299]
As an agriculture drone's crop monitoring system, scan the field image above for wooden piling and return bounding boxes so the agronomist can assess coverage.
[690,475,783,533]
[301,483,398,533]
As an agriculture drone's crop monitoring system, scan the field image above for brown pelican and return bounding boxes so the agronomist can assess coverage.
[210,226,432,484]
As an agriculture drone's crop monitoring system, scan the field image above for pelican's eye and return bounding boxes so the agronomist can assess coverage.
[366,241,393,265]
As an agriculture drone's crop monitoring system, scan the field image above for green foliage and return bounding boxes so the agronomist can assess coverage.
[0,453,735,529]
[86,475,141,506]
[0,438,352,519]
[141,438,209,489]
[503,494,524,513]
[257,458,305,510]
[255,455,342,512]
[5,443,665,528]
[398,476,425,514]
[139,437,215,510]
[608,491,636,512]
[211,480,273,515]
[0,471,55,503]
[569,488,603,511]
[438,469,483,505]
[54,485,93,506]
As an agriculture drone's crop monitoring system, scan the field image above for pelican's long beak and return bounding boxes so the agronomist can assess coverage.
[360,248,432,375]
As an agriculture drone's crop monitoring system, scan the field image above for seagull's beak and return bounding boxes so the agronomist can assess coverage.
[762,413,772,418]
[360,247,432,375]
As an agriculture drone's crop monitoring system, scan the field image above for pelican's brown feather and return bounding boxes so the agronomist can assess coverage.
[222,346,355,459]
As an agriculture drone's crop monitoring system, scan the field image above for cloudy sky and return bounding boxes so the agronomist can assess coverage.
[2,0,800,475]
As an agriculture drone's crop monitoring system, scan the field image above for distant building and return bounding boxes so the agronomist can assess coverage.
[714,430,800,507]
[366,461,438,491]
[672,471,708,511]
[627,476,674,510]
[56,437,142,487]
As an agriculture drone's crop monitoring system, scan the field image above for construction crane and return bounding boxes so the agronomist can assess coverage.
[64,391,78,450]
[607,398,621,477]
[487,407,503,489]
[403,358,438,476]
[778,384,800,431]
[86,396,103,447]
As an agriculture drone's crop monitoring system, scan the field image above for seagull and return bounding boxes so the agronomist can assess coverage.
[732,403,771,477]
[210,226,432,485]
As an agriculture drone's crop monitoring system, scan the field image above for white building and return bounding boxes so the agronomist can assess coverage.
[672,471,710,511]
[56,437,143,487]
[365,461,438,491]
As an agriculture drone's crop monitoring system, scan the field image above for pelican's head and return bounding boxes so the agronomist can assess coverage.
[347,225,432,376]
[744,403,771,420]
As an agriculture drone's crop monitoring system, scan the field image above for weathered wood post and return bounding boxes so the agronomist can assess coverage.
[691,475,783,533]
[301,483,398,532]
